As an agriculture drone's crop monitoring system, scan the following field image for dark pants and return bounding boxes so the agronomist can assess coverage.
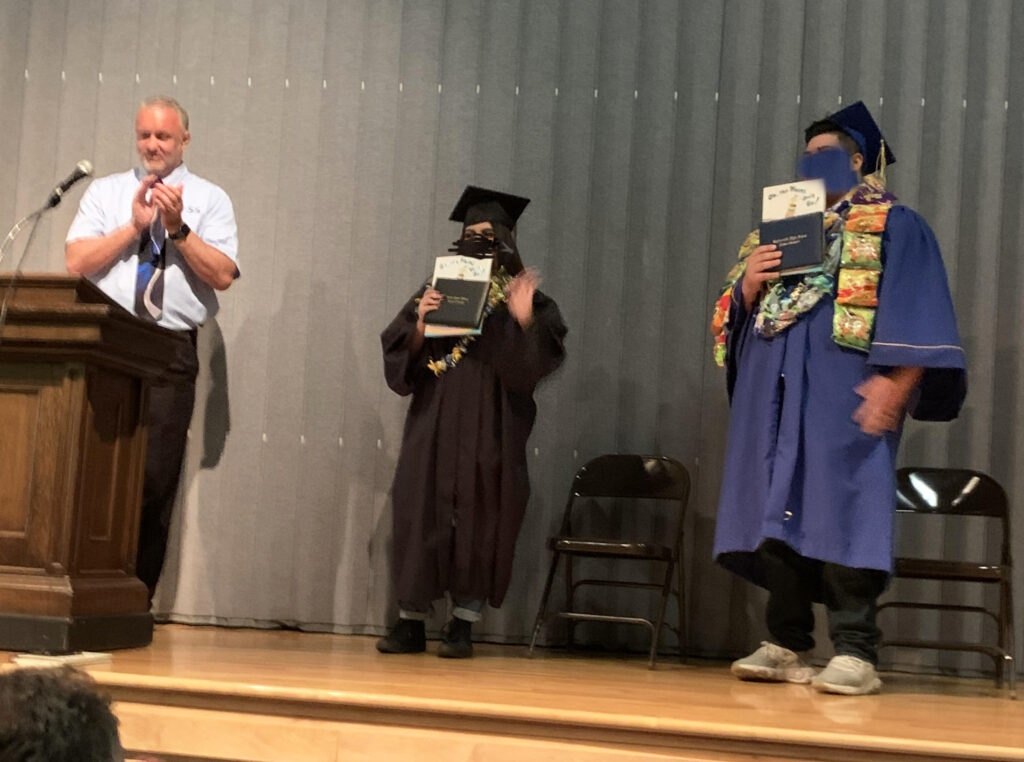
[758,539,889,664]
[135,331,199,597]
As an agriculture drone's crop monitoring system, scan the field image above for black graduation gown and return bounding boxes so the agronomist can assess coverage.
[381,286,567,608]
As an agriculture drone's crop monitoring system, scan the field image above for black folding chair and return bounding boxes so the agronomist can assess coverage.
[879,467,1015,697]
[528,454,690,668]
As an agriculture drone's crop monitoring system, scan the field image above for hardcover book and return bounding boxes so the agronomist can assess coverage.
[423,254,492,336]
[759,212,824,276]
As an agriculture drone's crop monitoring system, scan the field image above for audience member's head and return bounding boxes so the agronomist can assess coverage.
[0,666,123,762]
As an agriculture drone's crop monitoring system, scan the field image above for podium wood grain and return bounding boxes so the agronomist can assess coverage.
[0,274,185,652]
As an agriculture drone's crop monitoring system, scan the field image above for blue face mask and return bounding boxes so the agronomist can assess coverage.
[797,147,858,195]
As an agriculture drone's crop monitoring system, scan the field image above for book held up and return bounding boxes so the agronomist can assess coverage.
[760,178,826,277]
[423,254,493,337]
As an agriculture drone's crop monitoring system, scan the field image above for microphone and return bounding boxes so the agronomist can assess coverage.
[0,158,94,344]
[46,160,93,208]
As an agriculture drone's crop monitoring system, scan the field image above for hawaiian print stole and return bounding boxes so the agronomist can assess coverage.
[711,179,896,367]
[754,208,845,339]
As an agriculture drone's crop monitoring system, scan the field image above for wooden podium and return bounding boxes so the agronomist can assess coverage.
[0,274,188,653]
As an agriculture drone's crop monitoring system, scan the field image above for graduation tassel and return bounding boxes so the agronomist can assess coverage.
[876,139,888,187]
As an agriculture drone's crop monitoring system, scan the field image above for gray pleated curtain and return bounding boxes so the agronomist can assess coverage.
[1,0,1020,677]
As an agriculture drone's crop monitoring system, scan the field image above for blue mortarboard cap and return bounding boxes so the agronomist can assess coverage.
[828,101,896,173]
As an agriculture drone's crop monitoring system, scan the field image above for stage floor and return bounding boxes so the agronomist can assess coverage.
[12,624,1024,761]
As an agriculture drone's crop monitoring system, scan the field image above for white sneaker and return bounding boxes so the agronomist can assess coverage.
[811,655,882,695]
[731,641,815,684]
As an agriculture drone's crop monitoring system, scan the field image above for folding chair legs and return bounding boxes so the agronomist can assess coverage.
[565,553,576,651]
[1000,654,1017,699]
[530,551,686,670]
[647,560,675,668]
[528,551,561,657]
[676,556,687,663]
[1002,579,1017,698]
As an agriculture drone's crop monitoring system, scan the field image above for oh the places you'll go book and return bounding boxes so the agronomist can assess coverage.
[760,178,826,277]
[423,254,493,337]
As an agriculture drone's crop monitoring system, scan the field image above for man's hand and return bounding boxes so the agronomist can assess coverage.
[149,178,236,289]
[150,180,186,233]
[853,368,924,436]
[740,244,781,311]
[131,175,159,233]
[68,176,158,276]
[507,268,539,329]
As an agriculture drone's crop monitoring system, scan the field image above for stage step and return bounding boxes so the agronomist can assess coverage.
[34,625,1023,762]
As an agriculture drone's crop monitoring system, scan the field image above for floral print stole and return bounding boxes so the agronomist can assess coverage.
[711,179,896,367]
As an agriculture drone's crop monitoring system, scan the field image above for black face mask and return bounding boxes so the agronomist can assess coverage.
[451,233,497,258]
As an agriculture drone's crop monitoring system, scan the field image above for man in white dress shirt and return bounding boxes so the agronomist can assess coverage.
[66,96,239,598]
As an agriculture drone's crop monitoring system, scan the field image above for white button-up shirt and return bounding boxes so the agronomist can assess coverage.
[66,164,239,330]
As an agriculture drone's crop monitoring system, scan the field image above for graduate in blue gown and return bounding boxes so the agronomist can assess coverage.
[709,102,966,695]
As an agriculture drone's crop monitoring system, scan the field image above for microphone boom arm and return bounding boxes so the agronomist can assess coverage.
[0,159,94,344]
[0,209,46,346]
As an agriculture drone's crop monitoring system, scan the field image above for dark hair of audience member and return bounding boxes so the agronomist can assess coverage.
[0,667,123,762]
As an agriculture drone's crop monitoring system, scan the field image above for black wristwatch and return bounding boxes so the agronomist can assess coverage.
[168,223,190,241]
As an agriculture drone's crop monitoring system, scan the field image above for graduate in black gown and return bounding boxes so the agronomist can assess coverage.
[378,187,567,658]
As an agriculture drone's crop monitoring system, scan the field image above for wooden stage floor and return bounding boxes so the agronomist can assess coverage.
[11,624,1024,762]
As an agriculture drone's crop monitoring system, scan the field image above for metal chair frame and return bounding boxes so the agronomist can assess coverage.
[879,467,1016,697]
[527,454,690,668]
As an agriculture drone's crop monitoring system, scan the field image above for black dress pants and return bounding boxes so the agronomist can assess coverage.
[135,331,199,597]
[757,539,889,664]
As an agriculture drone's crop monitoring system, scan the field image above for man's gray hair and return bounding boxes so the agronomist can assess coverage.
[140,95,189,131]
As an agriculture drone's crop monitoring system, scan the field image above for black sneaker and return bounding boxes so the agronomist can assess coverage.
[376,618,426,654]
[437,617,473,659]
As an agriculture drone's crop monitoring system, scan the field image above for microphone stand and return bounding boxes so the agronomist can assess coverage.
[0,204,50,347]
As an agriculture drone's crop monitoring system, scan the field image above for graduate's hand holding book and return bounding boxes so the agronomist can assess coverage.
[417,287,443,324]
[741,245,782,311]
[756,178,827,282]
[422,253,493,337]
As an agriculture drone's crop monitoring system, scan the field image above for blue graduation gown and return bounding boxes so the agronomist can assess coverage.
[713,205,967,588]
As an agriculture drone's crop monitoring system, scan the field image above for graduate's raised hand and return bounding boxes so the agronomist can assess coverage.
[507,267,539,329]
[740,244,781,311]
[408,287,443,354]
[417,287,443,323]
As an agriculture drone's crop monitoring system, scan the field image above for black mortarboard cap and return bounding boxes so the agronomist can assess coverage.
[827,100,896,173]
[449,185,530,230]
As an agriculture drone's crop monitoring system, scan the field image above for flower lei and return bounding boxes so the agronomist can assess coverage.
[425,268,512,377]
[754,209,845,338]
[712,176,892,366]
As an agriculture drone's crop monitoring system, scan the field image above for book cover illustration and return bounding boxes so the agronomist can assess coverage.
[423,254,493,336]
[762,178,826,222]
